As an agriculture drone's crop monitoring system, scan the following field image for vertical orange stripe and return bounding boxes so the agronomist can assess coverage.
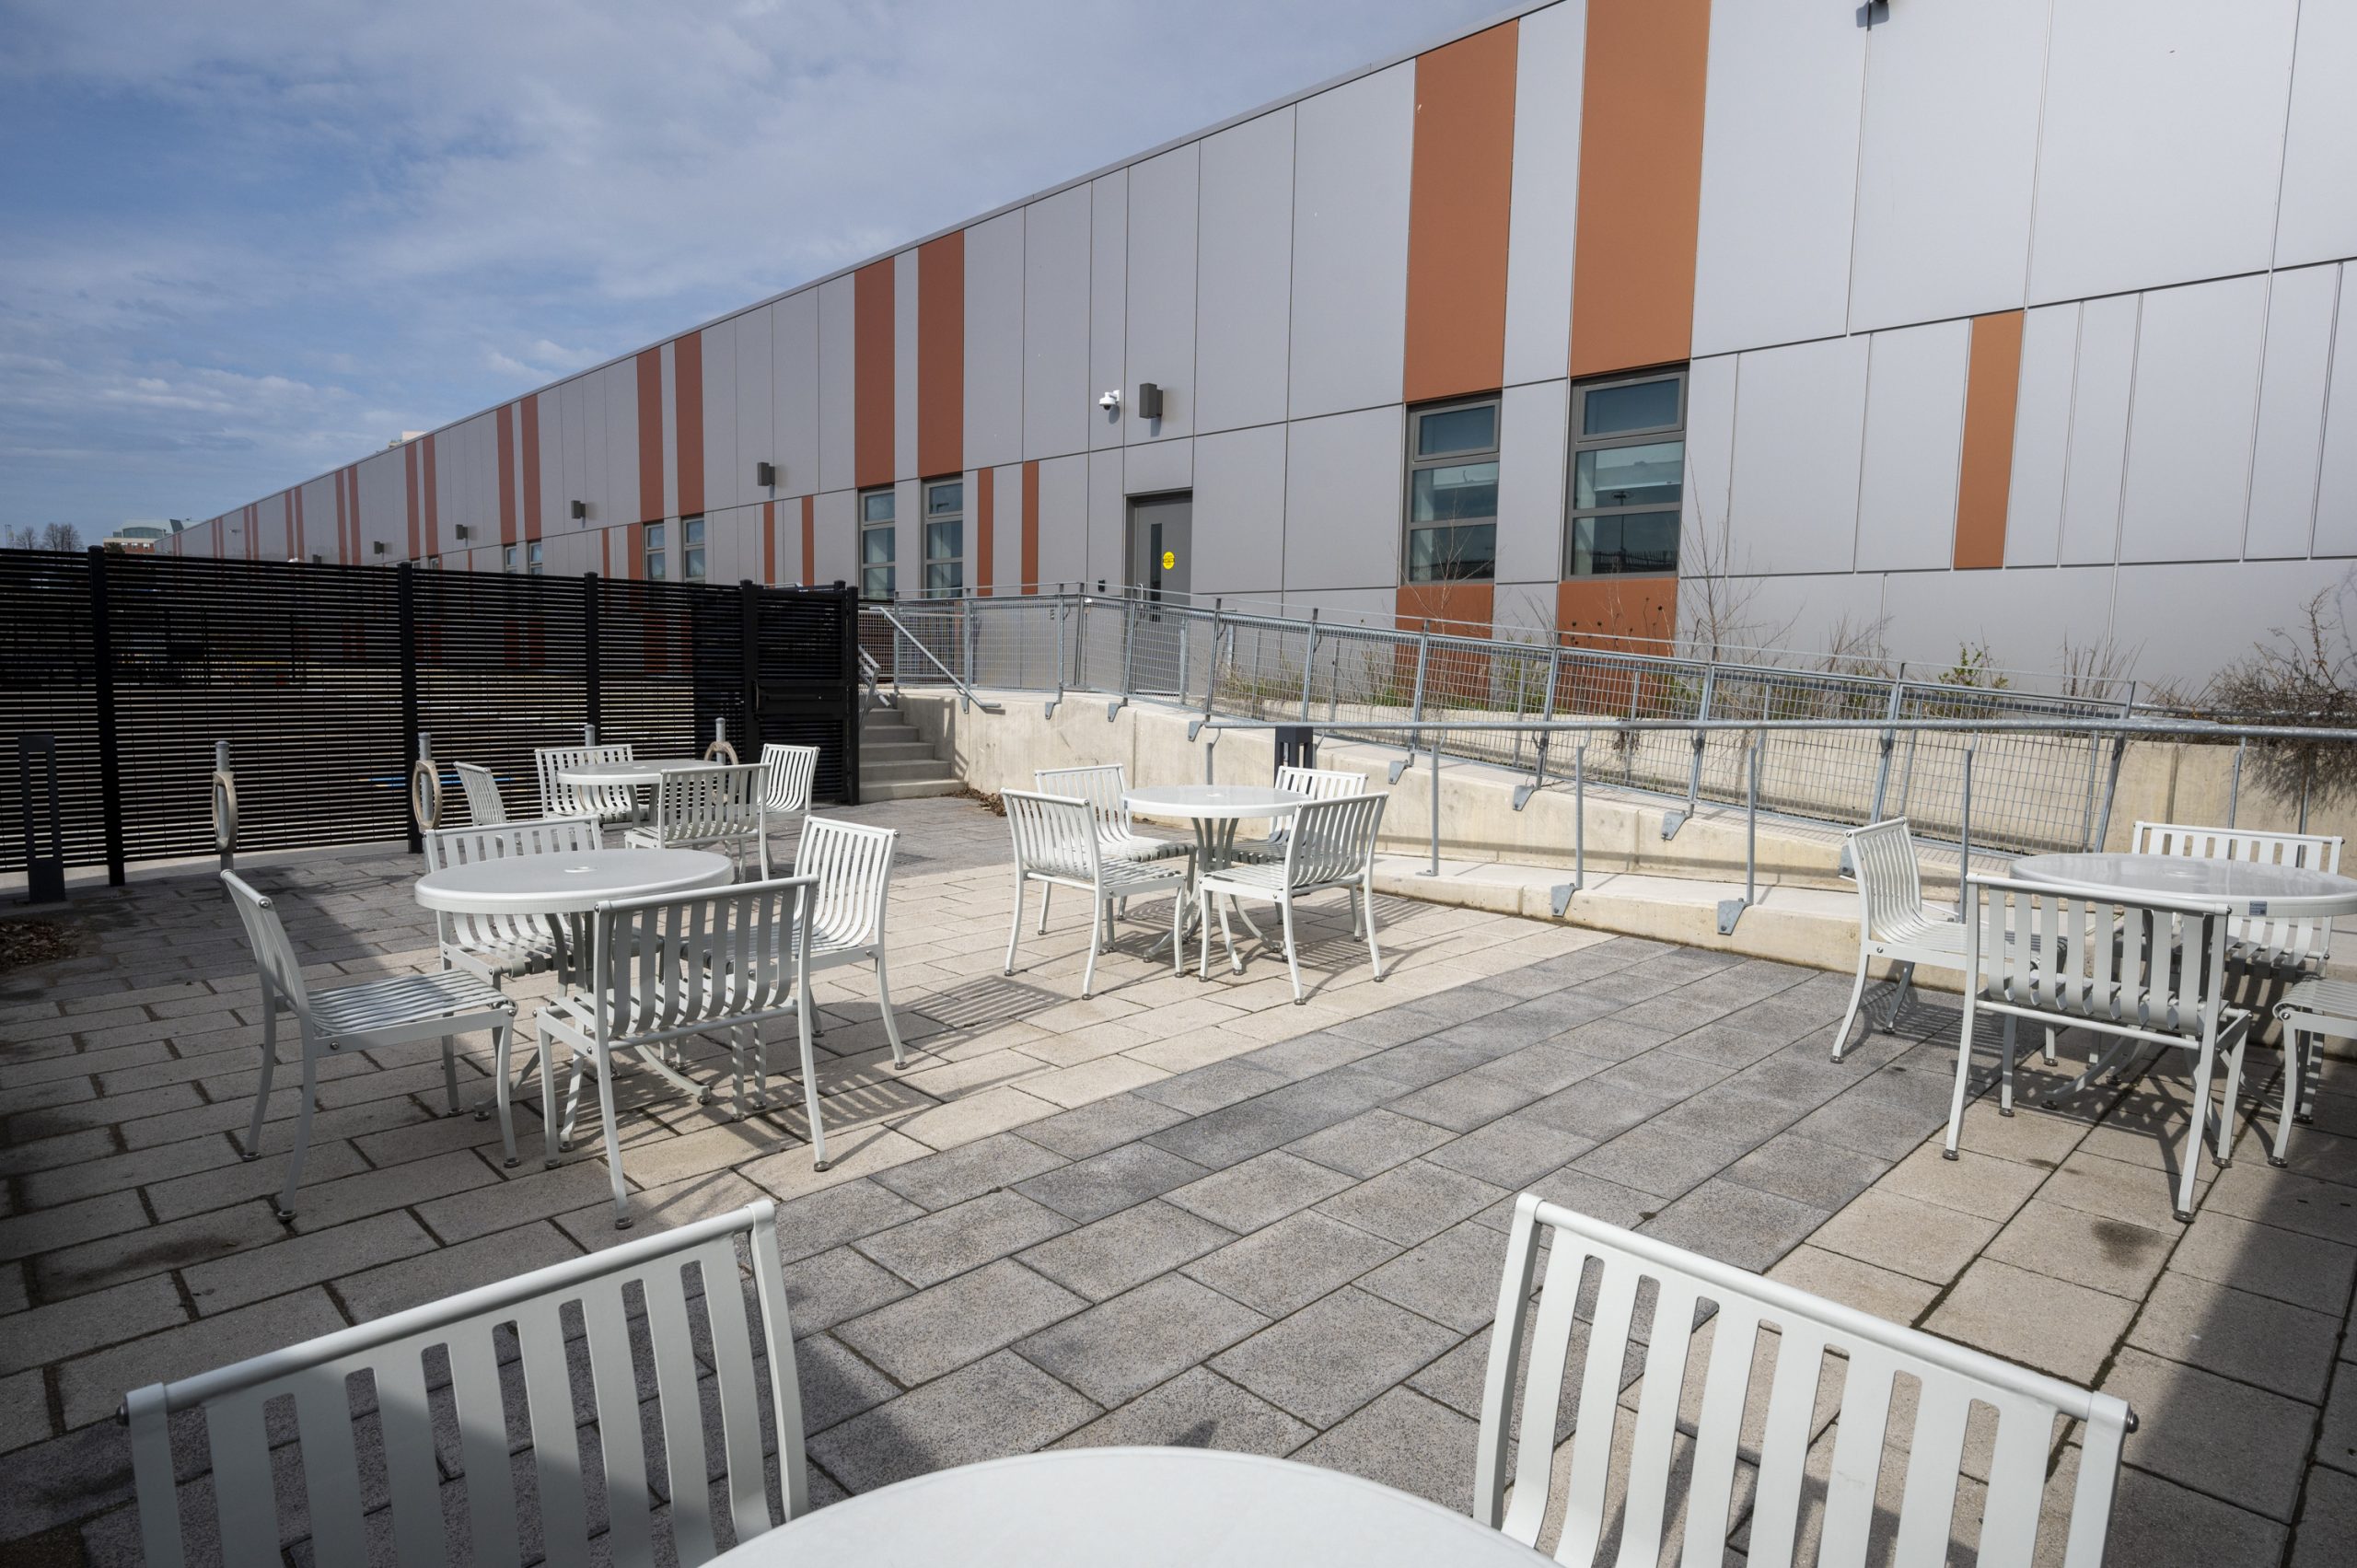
[1568,0,1711,377]
[1953,310,2026,571]
[1396,582,1493,638]
[422,434,439,555]
[496,404,518,547]
[674,333,704,516]
[918,233,965,477]
[853,260,896,489]
[635,347,665,522]
[601,528,612,578]
[627,522,644,581]
[351,465,364,561]
[334,470,347,562]
[521,397,543,543]
[975,467,994,596]
[761,500,776,585]
[296,487,307,558]
[801,494,816,586]
[1403,23,1518,403]
[284,493,295,559]
[1020,459,1039,593]
[405,447,420,560]
[1555,577,1676,654]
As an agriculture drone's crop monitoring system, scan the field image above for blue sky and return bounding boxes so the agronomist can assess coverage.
[0,0,1503,535]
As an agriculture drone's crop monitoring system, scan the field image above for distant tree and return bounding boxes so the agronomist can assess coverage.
[3,523,81,551]
[0,525,32,550]
[2206,575,2357,808]
[41,522,80,551]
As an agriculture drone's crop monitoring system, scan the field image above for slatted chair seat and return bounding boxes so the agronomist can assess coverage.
[1479,1192,2132,1567]
[124,1199,809,1568]
[759,742,820,865]
[1005,789,1192,999]
[1230,764,1372,865]
[1196,793,1387,1004]
[2270,977,2357,1167]
[308,970,513,1036]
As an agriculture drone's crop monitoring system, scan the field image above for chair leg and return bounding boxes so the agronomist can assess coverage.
[1998,1016,2018,1117]
[2174,1030,2219,1222]
[1362,873,1384,981]
[1004,876,1027,976]
[1943,995,1977,1160]
[245,994,279,1160]
[1884,962,1917,1028]
[1038,881,1053,935]
[593,1042,631,1229]
[1197,884,1213,981]
[440,1033,461,1116]
[2216,1025,2247,1168]
[494,1017,521,1168]
[2271,1028,2305,1167]
[729,1019,749,1120]
[539,1022,563,1168]
[798,992,828,1171]
[2042,1027,2060,1066]
[1082,894,1105,1000]
[1217,893,1241,975]
[274,1045,320,1220]
[1169,877,1184,977]
[1830,949,1872,1063]
[1280,895,1304,1005]
[873,950,907,1068]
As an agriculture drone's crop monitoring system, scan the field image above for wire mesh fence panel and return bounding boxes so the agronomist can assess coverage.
[1887,684,2110,852]
[966,597,1063,692]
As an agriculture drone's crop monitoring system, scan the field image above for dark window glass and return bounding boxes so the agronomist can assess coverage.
[1405,399,1501,585]
[1566,370,1685,579]
[1580,377,1681,436]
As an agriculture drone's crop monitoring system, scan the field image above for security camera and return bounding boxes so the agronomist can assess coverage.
[1097,389,1122,412]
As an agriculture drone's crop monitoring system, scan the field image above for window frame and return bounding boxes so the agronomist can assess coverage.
[502,544,517,574]
[858,487,897,601]
[921,478,964,599]
[1562,366,1688,581]
[1401,395,1503,586]
[681,515,706,582]
[644,519,668,582]
[526,541,543,575]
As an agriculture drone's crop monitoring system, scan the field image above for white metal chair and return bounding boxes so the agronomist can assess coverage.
[625,762,769,876]
[534,877,819,1226]
[1230,763,1371,865]
[759,742,821,864]
[422,816,604,988]
[792,816,911,1069]
[124,1198,809,1568]
[1033,763,1189,932]
[1950,875,2254,1221]
[535,742,637,825]
[1195,793,1387,1004]
[1832,819,1982,1061]
[222,871,516,1218]
[1479,1192,2133,1568]
[2132,819,2343,974]
[2270,977,2356,1167]
[1004,789,1190,999]
[454,761,508,825]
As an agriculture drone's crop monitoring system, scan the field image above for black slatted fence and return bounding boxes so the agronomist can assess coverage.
[1,550,860,881]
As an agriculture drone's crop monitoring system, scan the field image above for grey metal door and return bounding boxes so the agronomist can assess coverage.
[1126,493,1191,695]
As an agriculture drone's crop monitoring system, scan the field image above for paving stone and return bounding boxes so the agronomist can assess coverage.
[1012,1143,1208,1224]
[56,1286,347,1429]
[1284,1109,1455,1179]
[2293,1463,2357,1568]
[184,1209,438,1315]
[2169,1209,2357,1314]
[807,1351,1098,1493]
[1016,1201,1233,1302]
[1014,1273,1267,1408]
[2127,1271,2340,1401]
[868,1132,1066,1212]
[782,1245,916,1335]
[1762,1245,1939,1325]
[1785,1091,1945,1161]
[1354,1220,1511,1333]
[1210,1286,1461,1430]
[1569,1123,1755,1202]
[1518,1081,1665,1144]
[794,1331,901,1435]
[2203,1161,2357,1245]
[767,1179,924,1264]
[1315,1159,1506,1248]
[1133,1059,1288,1116]
[2100,1346,2315,1521]
[852,1190,1074,1289]
[1875,1143,2046,1222]
[2316,1362,2357,1477]
[1641,1179,1828,1274]
[1182,1210,1402,1318]
[1238,1032,1378,1082]
[1387,1071,1544,1134]
[1424,1114,1594,1191]
[32,1201,292,1304]
[1475,1164,1661,1233]
[1053,1365,1311,1456]
[1805,1189,2000,1285]
[0,1189,148,1265]
[2038,1147,2206,1231]
[1162,1151,1354,1234]
[1922,1259,2137,1385]
[1293,1385,1477,1510]
[0,1368,50,1456]
[1722,1132,1888,1212]
[17,1135,245,1211]
[334,1221,582,1323]
[1983,1199,2175,1300]
[833,1260,1085,1387]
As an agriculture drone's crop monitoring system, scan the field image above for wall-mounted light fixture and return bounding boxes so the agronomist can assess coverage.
[453,523,470,541]
[311,553,323,564]
[1135,382,1164,421]
[569,500,587,520]
[755,461,777,488]
[372,540,387,556]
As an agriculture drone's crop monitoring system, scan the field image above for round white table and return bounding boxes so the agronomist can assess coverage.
[555,758,723,790]
[413,847,735,916]
[2012,852,2357,918]
[712,1448,1550,1568]
[1124,784,1306,965]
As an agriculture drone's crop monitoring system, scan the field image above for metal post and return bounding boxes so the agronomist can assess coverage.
[2227,738,2246,827]
[1552,741,1588,916]
[2300,753,2314,834]
[583,571,602,745]
[1956,742,1977,918]
[86,546,126,885]
[1409,627,1431,751]
[1718,731,1759,935]
[1111,593,1135,719]
[739,578,762,750]
[212,739,236,874]
[1178,617,1192,709]
[1422,731,1442,877]
[1669,664,1716,840]
[1202,599,1222,720]
[1299,609,1320,722]
[1048,593,1067,717]
[2091,735,2127,854]
[398,563,422,853]
[1204,733,1218,784]
[16,733,65,903]
[1865,680,1904,822]
[841,582,863,806]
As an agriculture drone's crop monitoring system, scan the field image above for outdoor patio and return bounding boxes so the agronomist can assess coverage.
[3,792,2352,1565]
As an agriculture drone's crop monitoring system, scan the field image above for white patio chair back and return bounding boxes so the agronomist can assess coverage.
[1479,1192,2131,1568]
[1279,792,1387,889]
[627,762,767,871]
[125,1199,809,1568]
[422,816,603,981]
[1007,789,1104,884]
[761,743,820,816]
[1239,765,1372,861]
[455,761,508,824]
[535,743,636,822]
[1004,789,1188,998]
[2131,819,2343,968]
[223,868,313,1015]
[1829,819,1970,1060]
[794,816,895,955]
[1035,764,1135,841]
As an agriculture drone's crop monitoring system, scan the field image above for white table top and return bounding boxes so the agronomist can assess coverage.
[413,848,733,915]
[2012,852,2357,916]
[713,1448,1550,1568]
[557,759,721,787]
[1124,784,1306,820]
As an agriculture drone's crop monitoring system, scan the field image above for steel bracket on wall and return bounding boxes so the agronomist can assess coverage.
[1550,883,1577,919]
[1512,784,1538,811]
[1105,697,1126,722]
[1660,809,1688,840]
[1716,897,1748,935]
[1387,759,1409,785]
[1043,698,1059,718]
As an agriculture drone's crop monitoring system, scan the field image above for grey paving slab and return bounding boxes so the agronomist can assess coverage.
[1209,1286,1461,1431]
[1284,1108,1455,1179]
[2293,1463,2357,1568]
[1314,1159,1507,1248]
[768,1179,925,1265]
[1354,1220,1512,1334]
[1983,1199,2176,1301]
[2126,1272,2341,1402]
[1569,1123,1758,1202]
[807,1351,1098,1493]
[1009,1093,1188,1160]
[1641,1179,1829,1274]
[852,1190,1074,1289]
[1052,1365,1311,1456]
[781,1246,916,1335]
[1161,1151,1354,1235]
[1012,1143,1209,1224]
[795,1332,902,1435]
[2315,1362,2357,1477]
[833,1260,1085,1387]
[1722,1132,1889,1212]
[1016,1201,1233,1302]
[2100,1346,2316,1520]
[1423,1113,1596,1191]
[1924,1259,2138,1385]
[1292,1385,1478,1510]
[1182,1210,1403,1319]
[865,1132,1066,1213]
[1014,1274,1267,1407]
[2169,1209,2357,1314]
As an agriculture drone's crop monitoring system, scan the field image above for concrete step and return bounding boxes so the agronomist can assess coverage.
[862,720,923,742]
[862,740,938,763]
[861,776,966,801]
[862,757,959,784]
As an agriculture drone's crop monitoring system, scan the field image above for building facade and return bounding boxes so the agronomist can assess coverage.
[174,0,2356,687]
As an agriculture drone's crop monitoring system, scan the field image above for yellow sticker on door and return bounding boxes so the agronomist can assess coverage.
[1161,551,1176,571]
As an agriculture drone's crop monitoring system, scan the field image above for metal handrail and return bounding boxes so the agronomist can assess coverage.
[858,646,890,710]
[869,606,1002,714]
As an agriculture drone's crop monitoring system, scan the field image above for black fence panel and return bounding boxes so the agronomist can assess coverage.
[0,550,860,877]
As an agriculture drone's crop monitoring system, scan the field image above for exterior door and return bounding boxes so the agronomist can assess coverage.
[1126,493,1191,694]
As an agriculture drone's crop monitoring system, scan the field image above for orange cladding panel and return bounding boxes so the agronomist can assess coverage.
[918,234,965,478]
[1554,576,1677,654]
[1403,23,1518,403]
[521,398,542,543]
[854,260,896,490]
[635,348,664,523]
[675,333,704,517]
[801,494,816,587]
[1021,460,1039,593]
[1953,310,2025,571]
[496,403,517,547]
[1569,0,1712,377]
[975,466,994,595]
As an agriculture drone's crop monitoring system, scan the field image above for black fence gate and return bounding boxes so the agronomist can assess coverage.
[0,549,860,882]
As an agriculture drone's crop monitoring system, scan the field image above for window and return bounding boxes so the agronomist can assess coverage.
[859,488,896,600]
[502,545,517,574]
[644,520,668,581]
[1566,368,1684,577]
[1404,399,1499,583]
[922,479,963,598]
[526,541,543,575]
[682,516,706,582]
